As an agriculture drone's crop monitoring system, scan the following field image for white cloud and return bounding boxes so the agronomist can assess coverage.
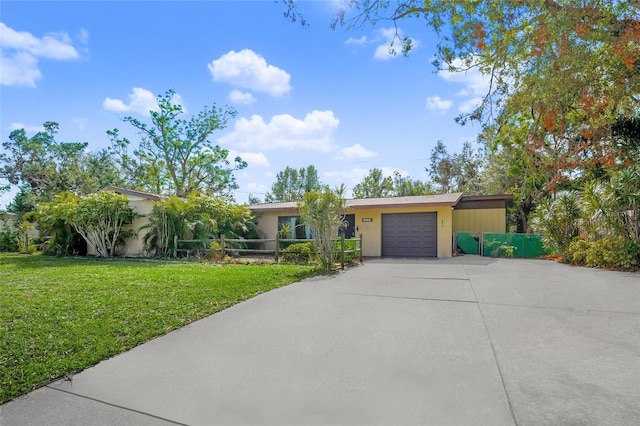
[103,88,158,116]
[336,143,377,160]
[345,36,368,46]
[208,49,291,97]
[0,22,80,87]
[9,122,43,132]
[425,96,453,113]
[228,149,269,167]
[103,88,187,117]
[373,27,417,61]
[228,89,256,105]
[219,110,339,153]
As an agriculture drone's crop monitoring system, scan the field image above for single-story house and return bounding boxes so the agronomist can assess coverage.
[250,193,512,258]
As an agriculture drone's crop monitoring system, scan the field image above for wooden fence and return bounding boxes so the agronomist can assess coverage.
[174,234,363,270]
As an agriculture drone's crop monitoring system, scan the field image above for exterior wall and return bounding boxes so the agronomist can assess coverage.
[453,208,506,234]
[254,210,280,250]
[352,206,453,258]
[255,205,454,258]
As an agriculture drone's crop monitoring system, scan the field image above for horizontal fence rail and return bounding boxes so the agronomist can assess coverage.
[174,234,363,270]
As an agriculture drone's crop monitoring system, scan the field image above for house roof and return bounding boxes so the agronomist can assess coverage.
[249,193,465,212]
[101,186,168,201]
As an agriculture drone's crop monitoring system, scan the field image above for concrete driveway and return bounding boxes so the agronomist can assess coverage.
[2,257,639,425]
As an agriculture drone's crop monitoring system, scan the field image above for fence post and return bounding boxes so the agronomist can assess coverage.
[173,235,178,258]
[479,233,484,256]
[220,234,226,259]
[340,235,345,270]
[359,234,363,262]
[274,234,279,263]
[452,231,457,256]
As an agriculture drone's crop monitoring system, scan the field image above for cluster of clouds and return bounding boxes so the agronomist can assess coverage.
[208,49,291,103]
[4,20,487,198]
[102,88,187,117]
[0,22,85,87]
[345,27,417,61]
[342,26,490,116]
[425,58,492,115]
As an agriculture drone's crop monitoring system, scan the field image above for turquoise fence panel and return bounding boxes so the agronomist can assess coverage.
[482,233,550,258]
[456,232,479,254]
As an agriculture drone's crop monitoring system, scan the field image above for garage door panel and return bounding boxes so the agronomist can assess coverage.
[382,213,437,257]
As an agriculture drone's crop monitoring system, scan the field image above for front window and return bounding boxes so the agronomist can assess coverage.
[277,216,312,239]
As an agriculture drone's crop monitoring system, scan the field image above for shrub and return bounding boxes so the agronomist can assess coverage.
[0,228,19,252]
[282,241,318,264]
[566,237,638,270]
[333,238,360,262]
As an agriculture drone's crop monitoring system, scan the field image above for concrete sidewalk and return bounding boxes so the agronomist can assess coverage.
[2,257,639,425]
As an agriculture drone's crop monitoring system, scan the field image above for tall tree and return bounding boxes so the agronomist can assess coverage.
[108,89,246,198]
[352,168,393,198]
[427,141,484,194]
[353,168,431,198]
[392,171,433,196]
[0,122,122,215]
[427,141,456,194]
[323,1,638,128]
[264,165,323,203]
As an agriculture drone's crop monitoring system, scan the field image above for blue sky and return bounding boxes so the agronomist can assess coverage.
[1,0,490,207]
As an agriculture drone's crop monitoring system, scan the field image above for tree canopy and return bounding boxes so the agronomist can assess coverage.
[1,122,122,209]
[108,89,246,198]
[352,168,432,198]
[264,165,323,203]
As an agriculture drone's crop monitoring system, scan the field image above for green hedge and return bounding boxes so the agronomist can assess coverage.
[565,237,639,270]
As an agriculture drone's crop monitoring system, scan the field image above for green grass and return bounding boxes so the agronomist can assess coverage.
[0,254,321,404]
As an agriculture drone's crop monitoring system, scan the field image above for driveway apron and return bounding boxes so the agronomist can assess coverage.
[2,257,638,426]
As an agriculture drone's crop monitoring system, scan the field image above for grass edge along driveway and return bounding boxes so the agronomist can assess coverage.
[0,254,321,404]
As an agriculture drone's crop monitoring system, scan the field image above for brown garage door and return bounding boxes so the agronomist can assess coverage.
[382,212,438,257]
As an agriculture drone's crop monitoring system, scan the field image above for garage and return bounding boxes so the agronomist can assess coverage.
[382,212,438,257]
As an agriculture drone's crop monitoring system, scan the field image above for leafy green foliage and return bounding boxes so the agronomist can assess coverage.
[282,241,319,264]
[0,122,122,216]
[108,89,246,198]
[333,238,361,263]
[428,140,483,194]
[566,237,638,270]
[0,254,321,403]
[532,165,640,269]
[265,165,323,203]
[143,194,255,257]
[353,168,431,198]
[298,186,347,271]
[34,191,136,257]
[352,168,392,198]
[0,228,19,252]
[531,192,581,254]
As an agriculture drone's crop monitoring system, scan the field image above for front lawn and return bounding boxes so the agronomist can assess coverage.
[0,254,320,404]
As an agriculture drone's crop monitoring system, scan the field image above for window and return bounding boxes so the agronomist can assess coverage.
[277,216,312,239]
